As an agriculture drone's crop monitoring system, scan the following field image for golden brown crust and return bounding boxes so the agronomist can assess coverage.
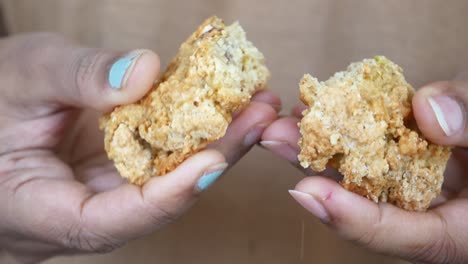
[298,56,451,211]
[100,16,270,185]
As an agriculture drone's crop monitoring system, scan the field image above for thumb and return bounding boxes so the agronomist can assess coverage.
[57,150,227,252]
[1,33,160,112]
[413,79,467,147]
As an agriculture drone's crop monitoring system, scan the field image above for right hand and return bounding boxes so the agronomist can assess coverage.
[261,76,468,263]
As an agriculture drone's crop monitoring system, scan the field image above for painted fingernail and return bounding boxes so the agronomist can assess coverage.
[244,123,269,146]
[428,95,464,136]
[109,52,142,89]
[196,163,228,192]
[260,140,299,162]
[289,190,330,223]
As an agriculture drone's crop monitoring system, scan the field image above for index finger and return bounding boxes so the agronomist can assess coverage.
[260,116,341,180]
[290,176,468,263]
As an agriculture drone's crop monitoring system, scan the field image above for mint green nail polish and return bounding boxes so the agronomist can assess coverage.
[197,170,224,191]
[109,53,140,89]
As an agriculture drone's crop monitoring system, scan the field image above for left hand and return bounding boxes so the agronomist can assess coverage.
[0,33,280,263]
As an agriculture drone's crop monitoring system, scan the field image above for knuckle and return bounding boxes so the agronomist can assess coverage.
[73,49,104,92]
[350,204,385,249]
[72,49,107,99]
[410,214,461,263]
[410,233,459,263]
[84,237,123,254]
[354,229,379,249]
[62,223,123,254]
[144,203,181,228]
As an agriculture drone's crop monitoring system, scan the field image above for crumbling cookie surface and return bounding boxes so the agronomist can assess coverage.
[100,16,269,185]
[298,56,451,211]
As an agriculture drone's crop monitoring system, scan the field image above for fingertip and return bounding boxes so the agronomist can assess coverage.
[413,82,466,146]
[230,101,278,142]
[251,90,282,112]
[108,49,160,106]
[413,83,447,143]
[117,49,160,103]
[294,176,384,215]
[260,117,302,164]
[260,140,299,163]
[247,101,279,122]
[289,177,339,225]
[151,149,226,181]
[293,176,338,197]
[211,100,278,164]
[293,176,382,231]
[233,100,278,124]
[261,116,301,146]
[143,149,226,197]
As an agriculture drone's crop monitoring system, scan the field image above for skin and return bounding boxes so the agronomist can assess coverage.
[0,33,280,263]
[3,30,466,264]
[262,74,468,263]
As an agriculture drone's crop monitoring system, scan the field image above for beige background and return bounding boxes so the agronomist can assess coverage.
[2,0,468,263]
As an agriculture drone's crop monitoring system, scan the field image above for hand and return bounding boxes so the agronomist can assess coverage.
[261,76,467,263]
[0,33,280,263]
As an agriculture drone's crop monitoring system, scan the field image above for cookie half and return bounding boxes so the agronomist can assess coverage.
[100,16,270,185]
[298,56,451,211]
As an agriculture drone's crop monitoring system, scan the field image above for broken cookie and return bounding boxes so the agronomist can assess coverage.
[298,56,451,211]
[100,16,270,185]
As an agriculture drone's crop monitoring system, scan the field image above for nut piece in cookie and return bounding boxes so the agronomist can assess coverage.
[100,16,270,185]
[298,56,451,211]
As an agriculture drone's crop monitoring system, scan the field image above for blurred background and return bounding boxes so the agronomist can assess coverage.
[1,0,468,263]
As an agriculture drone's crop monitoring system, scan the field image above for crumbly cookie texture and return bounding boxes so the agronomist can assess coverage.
[100,16,269,185]
[298,56,451,211]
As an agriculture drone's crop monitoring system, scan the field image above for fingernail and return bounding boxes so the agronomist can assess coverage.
[428,95,464,136]
[260,140,299,162]
[196,163,228,192]
[289,190,330,223]
[244,123,269,146]
[109,52,142,89]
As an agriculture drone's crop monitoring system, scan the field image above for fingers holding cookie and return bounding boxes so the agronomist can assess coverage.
[413,80,468,147]
[100,16,272,185]
[289,176,468,263]
[260,116,342,180]
[260,116,301,164]
[209,99,280,165]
